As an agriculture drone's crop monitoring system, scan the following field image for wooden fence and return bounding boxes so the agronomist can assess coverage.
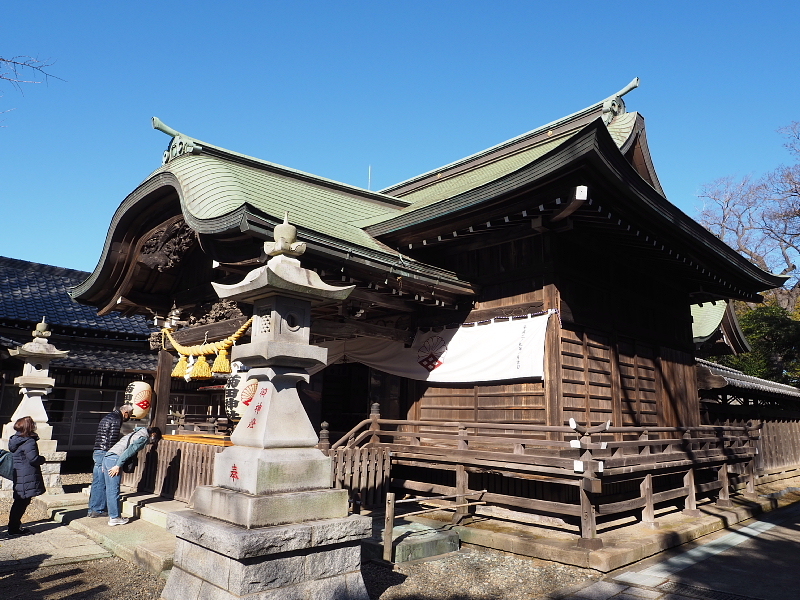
[322,404,761,546]
[121,438,224,503]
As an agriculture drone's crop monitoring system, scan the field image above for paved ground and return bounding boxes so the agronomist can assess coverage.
[555,502,800,600]
[0,519,112,572]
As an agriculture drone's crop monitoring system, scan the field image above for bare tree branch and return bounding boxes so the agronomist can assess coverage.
[698,123,800,311]
[0,55,62,92]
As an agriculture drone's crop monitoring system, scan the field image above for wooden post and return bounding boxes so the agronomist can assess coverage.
[745,457,757,499]
[369,402,381,445]
[383,492,396,562]
[317,421,330,454]
[543,280,564,441]
[640,473,657,528]
[716,464,733,507]
[152,350,174,431]
[453,463,474,524]
[577,441,603,549]
[683,467,701,516]
[745,425,758,499]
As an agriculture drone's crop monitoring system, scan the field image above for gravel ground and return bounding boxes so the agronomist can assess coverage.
[2,471,596,599]
[363,549,596,600]
[0,549,595,600]
[0,557,166,600]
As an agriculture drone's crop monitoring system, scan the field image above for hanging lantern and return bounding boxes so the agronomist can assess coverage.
[125,381,153,419]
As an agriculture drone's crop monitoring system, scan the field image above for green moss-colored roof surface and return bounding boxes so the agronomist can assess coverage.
[152,153,405,253]
[356,112,639,228]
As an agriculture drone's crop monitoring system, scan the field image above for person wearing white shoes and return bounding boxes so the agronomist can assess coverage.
[102,426,161,526]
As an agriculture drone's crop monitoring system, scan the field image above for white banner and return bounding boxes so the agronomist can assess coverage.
[313,312,551,383]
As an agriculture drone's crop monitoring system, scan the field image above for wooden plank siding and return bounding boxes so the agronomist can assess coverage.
[408,325,697,434]
[121,438,224,503]
[416,383,546,428]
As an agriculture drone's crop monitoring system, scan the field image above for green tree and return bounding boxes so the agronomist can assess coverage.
[714,305,800,386]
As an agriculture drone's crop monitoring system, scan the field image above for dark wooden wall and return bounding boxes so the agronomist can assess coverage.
[402,224,700,431]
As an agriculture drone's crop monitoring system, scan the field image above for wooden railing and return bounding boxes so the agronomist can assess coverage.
[322,404,761,547]
[121,438,225,503]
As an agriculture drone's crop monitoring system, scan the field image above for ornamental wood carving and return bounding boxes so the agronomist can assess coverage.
[139,219,196,272]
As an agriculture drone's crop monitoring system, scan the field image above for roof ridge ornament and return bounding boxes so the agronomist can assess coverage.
[602,77,640,124]
[262,212,307,258]
[152,116,203,165]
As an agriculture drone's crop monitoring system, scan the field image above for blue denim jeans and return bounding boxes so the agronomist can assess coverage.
[88,449,107,514]
[102,454,122,519]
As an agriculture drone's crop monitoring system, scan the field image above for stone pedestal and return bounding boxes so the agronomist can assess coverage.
[163,510,371,600]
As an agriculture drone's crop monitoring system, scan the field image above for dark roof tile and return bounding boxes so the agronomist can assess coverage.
[0,257,153,336]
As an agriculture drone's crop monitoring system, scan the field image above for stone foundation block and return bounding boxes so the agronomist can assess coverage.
[212,446,331,495]
[167,509,371,559]
[174,539,317,593]
[192,486,348,528]
[162,565,369,600]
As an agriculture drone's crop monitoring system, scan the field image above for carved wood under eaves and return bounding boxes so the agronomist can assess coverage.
[139,218,197,272]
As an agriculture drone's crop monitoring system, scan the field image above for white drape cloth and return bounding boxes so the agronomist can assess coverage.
[312,311,552,383]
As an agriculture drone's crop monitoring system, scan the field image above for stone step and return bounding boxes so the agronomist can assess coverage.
[362,519,460,563]
[65,511,176,579]
[34,492,92,519]
[120,493,188,529]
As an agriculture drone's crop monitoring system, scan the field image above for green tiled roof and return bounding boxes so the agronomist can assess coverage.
[361,110,639,227]
[152,153,405,254]
[397,134,573,208]
[691,300,728,342]
[607,112,638,148]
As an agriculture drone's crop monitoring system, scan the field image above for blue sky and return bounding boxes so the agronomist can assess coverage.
[1,1,799,272]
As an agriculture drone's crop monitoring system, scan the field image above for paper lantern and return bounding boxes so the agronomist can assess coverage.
[223,374,258,422]
[125,381,152,419]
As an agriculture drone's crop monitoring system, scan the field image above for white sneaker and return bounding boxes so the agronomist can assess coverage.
[107,517,129,526]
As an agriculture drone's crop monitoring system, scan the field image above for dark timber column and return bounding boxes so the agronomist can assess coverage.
[152,349,173,430]
[543,283,563,437]
[542,232,563,440]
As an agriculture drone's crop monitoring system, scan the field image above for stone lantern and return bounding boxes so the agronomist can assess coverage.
[160,215,373,600]
[1,318,68,496]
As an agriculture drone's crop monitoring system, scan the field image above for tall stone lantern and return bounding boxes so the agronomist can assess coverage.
[160,216,373,600]
[1,318,67,497]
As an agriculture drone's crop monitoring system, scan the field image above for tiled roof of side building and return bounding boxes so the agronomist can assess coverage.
[52,340,158,372]
[0,257,153,336]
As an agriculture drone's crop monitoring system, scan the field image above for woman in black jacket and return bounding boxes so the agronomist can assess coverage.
[7,416,46,536]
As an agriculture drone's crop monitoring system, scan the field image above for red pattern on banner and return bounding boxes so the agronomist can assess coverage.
[254,402,263,414]
[247,418,257,428]
[229,464,239,481]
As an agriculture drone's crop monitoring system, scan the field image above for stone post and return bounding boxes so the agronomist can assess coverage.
[0,318,68,497]
[160,216,372,600]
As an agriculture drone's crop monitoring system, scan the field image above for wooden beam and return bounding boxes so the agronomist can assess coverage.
[152,350,174,430]
[311,318,414,344]
[348,288,414,312]
[162,317,250,350]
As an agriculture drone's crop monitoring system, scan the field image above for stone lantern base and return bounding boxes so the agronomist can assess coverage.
[161,507,371,600]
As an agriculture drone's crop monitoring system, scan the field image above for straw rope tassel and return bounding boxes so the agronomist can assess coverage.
[171,354,188,378]
[162,317,253,380]
[211,348,231,374]
[192,355,212,379]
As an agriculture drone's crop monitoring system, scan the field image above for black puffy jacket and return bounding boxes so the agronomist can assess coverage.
[8,434,46,499]
[93,409,125,452]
